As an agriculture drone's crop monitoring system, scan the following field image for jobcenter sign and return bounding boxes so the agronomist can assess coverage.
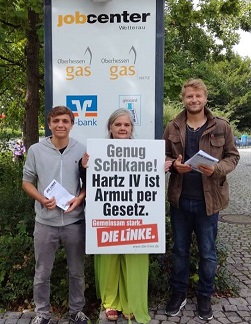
[56,11,151,26]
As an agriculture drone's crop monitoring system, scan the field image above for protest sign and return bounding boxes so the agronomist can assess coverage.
[85,139,166,254]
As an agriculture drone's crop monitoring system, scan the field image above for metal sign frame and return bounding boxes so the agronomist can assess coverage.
[44,0,164,140]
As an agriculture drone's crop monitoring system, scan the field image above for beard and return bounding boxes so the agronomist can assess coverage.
[185,105,204,114]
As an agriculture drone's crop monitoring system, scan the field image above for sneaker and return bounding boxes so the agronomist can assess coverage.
[69,311,89,324]
[32,316,50,324]
[197,295,213,321]
[165,292,187,316]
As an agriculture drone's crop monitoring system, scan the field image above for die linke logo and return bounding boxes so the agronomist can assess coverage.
[57,11,151,27]
[66,95,98,119]
[96,223,159,247]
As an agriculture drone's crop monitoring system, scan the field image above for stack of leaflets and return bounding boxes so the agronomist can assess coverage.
[184,150,219,172]
[44,179,75,211]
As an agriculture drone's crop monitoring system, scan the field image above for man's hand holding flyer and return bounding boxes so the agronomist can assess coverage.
[44,179,75,211]
[184,150,219,172]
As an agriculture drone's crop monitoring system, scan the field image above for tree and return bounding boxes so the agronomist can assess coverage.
[0,1,43,149]
[164,0,251,100]
[24,7,41,149]
[213,56,251,131]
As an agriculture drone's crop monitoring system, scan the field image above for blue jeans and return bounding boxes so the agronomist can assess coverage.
[33,221,85,317]
[170,198,218,297]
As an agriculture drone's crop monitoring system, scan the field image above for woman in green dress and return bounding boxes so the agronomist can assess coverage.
[96,109,151,323]
[81,108,171,323]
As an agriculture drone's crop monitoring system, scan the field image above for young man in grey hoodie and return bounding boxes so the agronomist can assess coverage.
[22,106,88,324]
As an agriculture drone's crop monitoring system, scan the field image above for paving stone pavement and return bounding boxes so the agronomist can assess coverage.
[1,148,251,324]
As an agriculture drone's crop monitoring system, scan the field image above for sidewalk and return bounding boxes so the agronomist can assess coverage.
[1,149,251,324]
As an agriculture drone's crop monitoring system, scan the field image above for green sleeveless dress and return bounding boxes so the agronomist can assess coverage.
[95,254,150,323]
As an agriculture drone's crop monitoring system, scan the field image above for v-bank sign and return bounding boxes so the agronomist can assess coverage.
[44,0,164,143]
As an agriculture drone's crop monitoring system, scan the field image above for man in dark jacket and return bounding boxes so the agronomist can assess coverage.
[163,79,239,321]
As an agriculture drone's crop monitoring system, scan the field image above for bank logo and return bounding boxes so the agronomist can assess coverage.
[66,95,98,118]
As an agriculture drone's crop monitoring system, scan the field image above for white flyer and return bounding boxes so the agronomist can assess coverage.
[184,150,219,172]
[44,179,75,211]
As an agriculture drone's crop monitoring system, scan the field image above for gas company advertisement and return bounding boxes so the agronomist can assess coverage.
[51,0,157,142]
[85,139,166,254]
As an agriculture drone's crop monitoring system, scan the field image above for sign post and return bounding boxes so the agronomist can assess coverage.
[44,0,164,141]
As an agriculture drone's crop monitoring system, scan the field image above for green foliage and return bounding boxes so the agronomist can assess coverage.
[216,57,251,132]
[0,0,44,146]
[163,101,183,129]
[240,1,251,31]
[0,128,22,141]
[164,0,251,132]
[0,152,34,237]
[0,150,34,307]
[0,234,34,307]
[164,0,240,100]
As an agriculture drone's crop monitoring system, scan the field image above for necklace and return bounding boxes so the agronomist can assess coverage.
[186,117,207,133]
[186,124,202,133]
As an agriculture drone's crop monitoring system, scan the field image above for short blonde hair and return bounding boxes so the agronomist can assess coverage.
[181,79,208,98]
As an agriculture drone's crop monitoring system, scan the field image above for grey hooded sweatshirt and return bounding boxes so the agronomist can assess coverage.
[23,137,86,226]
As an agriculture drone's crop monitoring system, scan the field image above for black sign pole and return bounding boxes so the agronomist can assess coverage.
[44,0,52,136]
[155,0,164,139]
